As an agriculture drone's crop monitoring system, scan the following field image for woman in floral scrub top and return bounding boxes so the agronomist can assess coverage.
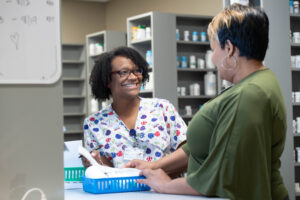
[83,47,187,169]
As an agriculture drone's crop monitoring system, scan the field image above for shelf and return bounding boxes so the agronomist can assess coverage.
[64,113,86,117]
[63,78,85,81]
[292,68,300,72]
[291,43,300,47]
[294,134,300,137]
[139,89,153,94]
[177,68,217,72]
[176,40,210,46]
[293,103,300,106]
[130,38,152,45]
[178,95,215,99]
[63,95,85,99]
[290,14,300,18]
[295,162,300,167]
[89,53,103,58]
[62,60,84,64]
[64,130,83,135]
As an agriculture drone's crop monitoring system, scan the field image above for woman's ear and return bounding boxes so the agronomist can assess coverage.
[225,40,235,57]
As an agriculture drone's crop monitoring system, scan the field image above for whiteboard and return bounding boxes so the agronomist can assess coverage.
[0,0,61,84]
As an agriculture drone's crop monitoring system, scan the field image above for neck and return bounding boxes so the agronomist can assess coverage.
[232,58,265,84]
[111,96,140,117]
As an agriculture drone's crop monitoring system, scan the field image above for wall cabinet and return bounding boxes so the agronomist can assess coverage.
[62,44,87,141]
[175,15,220,124]
[127,12,178,108]
[291,12,300,200]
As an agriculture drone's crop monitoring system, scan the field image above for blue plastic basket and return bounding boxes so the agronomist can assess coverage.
[82,176,151,194]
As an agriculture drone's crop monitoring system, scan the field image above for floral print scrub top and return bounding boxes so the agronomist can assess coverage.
[84,97,187,168]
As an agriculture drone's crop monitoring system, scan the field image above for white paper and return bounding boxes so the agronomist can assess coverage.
[64,140,84,168]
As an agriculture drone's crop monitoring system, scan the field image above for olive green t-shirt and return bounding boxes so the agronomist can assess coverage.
[182,68,288,200]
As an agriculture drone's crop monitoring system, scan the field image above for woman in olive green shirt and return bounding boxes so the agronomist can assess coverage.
[125,4,288,200]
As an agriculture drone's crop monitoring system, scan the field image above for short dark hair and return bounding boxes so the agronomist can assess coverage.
[208,4,269,61]
[89,46,149,100]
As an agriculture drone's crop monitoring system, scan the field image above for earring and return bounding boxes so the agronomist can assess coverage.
[221,55,236,70]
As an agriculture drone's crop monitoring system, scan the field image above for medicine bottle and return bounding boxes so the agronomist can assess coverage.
[189,55,196,68]
[294,1,299,14]
[176,29,180,40]
[184,30,190,41]
[200,32,207,42]
[146,50,152,66]
[290,1,294,14]
[192,31,198,42]
[297,117,300,133]
[181,56,187,68]
[204,72,216,96]
[132,26,138,41]
[193,83,200,96]
[146,27,151,39]
[176,56,180,68]
[137,25,146,40]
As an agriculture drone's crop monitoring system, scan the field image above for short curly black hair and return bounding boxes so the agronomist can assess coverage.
[89,46,150,100]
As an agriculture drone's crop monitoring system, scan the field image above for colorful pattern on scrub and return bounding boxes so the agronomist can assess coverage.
[83,97,187,168]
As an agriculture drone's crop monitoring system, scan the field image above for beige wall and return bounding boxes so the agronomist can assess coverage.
[62,0,106,44]
[62,0,222,44]
[105,0,222,31]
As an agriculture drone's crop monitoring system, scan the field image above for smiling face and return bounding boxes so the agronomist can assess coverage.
[110,56,142,100]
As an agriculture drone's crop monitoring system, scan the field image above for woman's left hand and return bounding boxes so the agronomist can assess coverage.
[136,168,171,193]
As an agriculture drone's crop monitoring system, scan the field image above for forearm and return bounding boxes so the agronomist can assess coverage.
[162,177,201,195]
[153,148,188,173]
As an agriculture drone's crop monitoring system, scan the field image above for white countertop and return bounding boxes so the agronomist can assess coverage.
[64,189,227,200]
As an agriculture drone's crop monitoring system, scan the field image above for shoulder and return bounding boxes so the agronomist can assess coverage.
[147,97,174,107]
[84,106,112,123]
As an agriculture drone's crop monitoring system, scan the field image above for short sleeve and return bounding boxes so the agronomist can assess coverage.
[83,118,100,152]
[185,84,285,199]
[162,100,187,151]
[181,143,190,155]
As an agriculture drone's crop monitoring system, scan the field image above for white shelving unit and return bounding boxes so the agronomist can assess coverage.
[175,14,220,124]
[62,44,87,141]
[127,12,178,108]
[291,12,300,200]
[86,30,126,115]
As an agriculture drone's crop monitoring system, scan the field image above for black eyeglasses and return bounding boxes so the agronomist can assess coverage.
[111,68,143,78]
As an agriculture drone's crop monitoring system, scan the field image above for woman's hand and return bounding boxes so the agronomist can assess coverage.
[137,169,202,195]
[123,159,157,170]
[137,168,171,193]
[81,150,113,168]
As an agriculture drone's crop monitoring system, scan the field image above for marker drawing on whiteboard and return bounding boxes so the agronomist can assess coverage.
[10,33,19,50]
[46,0,54,6]
[0,16,4,24]
[21,15,37,26]
[17,0,30,6]
[46,16,55,23]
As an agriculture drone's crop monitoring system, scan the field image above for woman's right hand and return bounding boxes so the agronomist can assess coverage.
[123,159,157,170]
[81,150,107,168]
